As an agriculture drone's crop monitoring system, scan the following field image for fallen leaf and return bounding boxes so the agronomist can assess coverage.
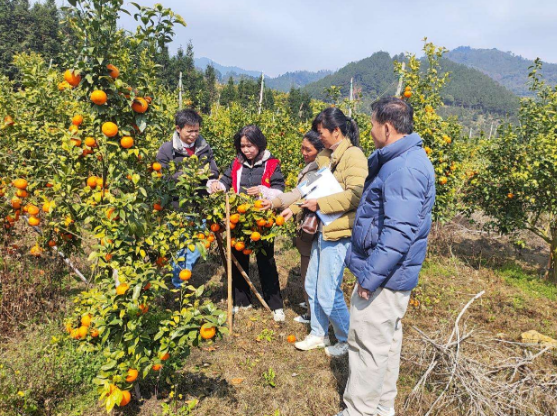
[231,378,244,385]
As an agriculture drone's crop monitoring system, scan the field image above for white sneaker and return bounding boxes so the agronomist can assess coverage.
[273,308,285,322]
[376,404,395,416]
[325,341,349,357]
[293,313,310,324]
[299,301,308,309]
[232,305,252,314]
[294,334,330,351]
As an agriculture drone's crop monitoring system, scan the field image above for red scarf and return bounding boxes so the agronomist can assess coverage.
[231,157,280,193]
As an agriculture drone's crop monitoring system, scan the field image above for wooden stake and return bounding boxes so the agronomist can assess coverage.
[225,194,233,333]
[178,71,183,110]
[215,230,272,313]
[395,62,406,96]
[258,73,265,115]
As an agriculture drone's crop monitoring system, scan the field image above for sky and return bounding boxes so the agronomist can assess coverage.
[65,0,557,77]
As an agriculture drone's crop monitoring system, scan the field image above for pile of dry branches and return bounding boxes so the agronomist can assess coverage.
[403,291,557,416]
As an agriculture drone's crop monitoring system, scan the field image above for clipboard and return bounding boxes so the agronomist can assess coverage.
[297,167,343,225]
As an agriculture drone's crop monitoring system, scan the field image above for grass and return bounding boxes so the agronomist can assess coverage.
[0,229,556,415]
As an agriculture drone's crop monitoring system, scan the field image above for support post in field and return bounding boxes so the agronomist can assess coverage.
[395,62,406,96]
[225,193,233,333]
[258,72,265,115]
[178,71,183,110]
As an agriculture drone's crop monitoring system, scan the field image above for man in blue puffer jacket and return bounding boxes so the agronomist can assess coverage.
[337,97,435,416]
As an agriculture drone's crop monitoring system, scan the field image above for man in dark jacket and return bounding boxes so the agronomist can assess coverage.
[337,97,435,416]
[156,109,219,288]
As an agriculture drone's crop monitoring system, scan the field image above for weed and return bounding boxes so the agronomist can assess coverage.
[262,368,276,388]
[257,328,275,342]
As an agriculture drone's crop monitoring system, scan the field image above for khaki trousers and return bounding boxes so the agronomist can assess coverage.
[343,287,411,416]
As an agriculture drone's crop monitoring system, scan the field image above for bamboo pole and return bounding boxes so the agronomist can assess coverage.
[178,71,183,110]
[225,194,233,333]
[395,62,406,96]
[258,73,265,115]
[215,230,271,313]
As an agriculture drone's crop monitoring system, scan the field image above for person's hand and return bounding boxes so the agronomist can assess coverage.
[246,186,261,196]
[280,208,293,221]
[357,284,372,300]
[210,181,223,194]
[259,199,273,210]
[301,199,319,212]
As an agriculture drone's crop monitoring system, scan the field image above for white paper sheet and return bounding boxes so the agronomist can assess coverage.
[297,167,344,226]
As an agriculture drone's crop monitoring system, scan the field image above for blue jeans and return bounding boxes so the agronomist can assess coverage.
[171,245,201,288]
[305,232,351,342]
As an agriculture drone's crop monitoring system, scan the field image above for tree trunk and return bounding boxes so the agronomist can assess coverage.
[549,231,557,284]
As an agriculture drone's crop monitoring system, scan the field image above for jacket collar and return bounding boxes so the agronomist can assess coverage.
[238,149,272,167]
[172,132,208,154]
[316,137,352,170]
[367,133,422,178]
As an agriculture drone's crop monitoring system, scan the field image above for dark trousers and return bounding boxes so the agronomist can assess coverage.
[232,242,283,311]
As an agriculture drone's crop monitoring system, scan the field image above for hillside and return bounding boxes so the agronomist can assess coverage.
[195,57,262,80]
[446,46,557,96]
[265,70,333,92]
[303,51,519,115]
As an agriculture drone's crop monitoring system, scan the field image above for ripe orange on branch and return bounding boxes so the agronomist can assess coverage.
[120,136,134,149]
[107,64,120,79]
[72,115,83,126]
[131,97,148,113]
[102,122,118,137]
[63,69,81,87]
[200,324,216,340]
[125,368,138,383]
[84,137,97,147]
[179,269,192,281]
[12,178,28,190]
[119,390,131,407]
[116,283,129,295]
[90,90,107,105]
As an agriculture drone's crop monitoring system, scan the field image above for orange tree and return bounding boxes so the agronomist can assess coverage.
[0,0,227,412]
[394,41,463,222]
[466,59,557,283]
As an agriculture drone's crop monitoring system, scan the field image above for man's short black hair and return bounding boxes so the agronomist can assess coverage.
[371,97,414,135]
[175,109,202,129]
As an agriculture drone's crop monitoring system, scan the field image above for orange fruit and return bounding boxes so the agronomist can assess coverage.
[81,314,92,327]
[287,335,296,343]
[12,178,28,190]
[403,90,412,98]
[443,135,452,144]
[119,390,131,407]
[160,352,170,361]
[275,215,285,226]
[120,136,134,149]
[70,328,80,339]
[116,283,129,295]
[250,231,261,241]
[102,122,118,137]
[242,249,253,255]
[42,202,50,213]
[72,115,83,126]
[48,240,56,247]
[200,323,216,340]
[27,205,39,216]
[424,146,432,155]
[11,197,22,209]
[90,90,107,105]
[153,202,163,211]
[439,176,448,185]
[197,233,205,240]
[256,218,267,227]
[230,238,237,247]
[4,115,14,125]
[15,189,28,198]
[28,216,40,226]
[234,241,245,251]
[237,204,248,213]
[70,138,82,147]
[265,219,274,228]
[152,364,162,371]
[207,234,215,242]
[254,200,264,209]
[107,64,120,78]
[507,193,514,199]
[230,214,240,224]
[84,137,97,147]
[210,223,221,233]
[229,222,236,229]
[126,368,138,383]
[152,162,162,171]
[87,176,97,188]
[90,328,99,338]
[105,253,113,261]
[63,69,81,87]
[204,240,211,249]
[77,325,88,338]
[143,282,151,291]
[155,256,167,267]
[131,97,148,113]
[138,303,149,314]
[179,269,192,281]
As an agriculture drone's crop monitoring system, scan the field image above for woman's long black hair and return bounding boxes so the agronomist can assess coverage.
[312,107,360,147]
[233,125,267,155]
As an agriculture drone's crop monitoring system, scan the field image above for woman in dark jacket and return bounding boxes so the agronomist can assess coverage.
[208,125,286,321]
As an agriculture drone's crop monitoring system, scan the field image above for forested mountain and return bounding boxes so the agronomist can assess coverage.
[265,70,332,92]
[302,51,519,115]
[194,57,261,80]
[446,46,557,96]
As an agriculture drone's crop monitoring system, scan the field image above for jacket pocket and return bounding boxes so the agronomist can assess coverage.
[362,218,379,252]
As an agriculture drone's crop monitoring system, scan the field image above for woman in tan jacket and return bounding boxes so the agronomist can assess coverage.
[282,107,368,357]
[261,130,324,324]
